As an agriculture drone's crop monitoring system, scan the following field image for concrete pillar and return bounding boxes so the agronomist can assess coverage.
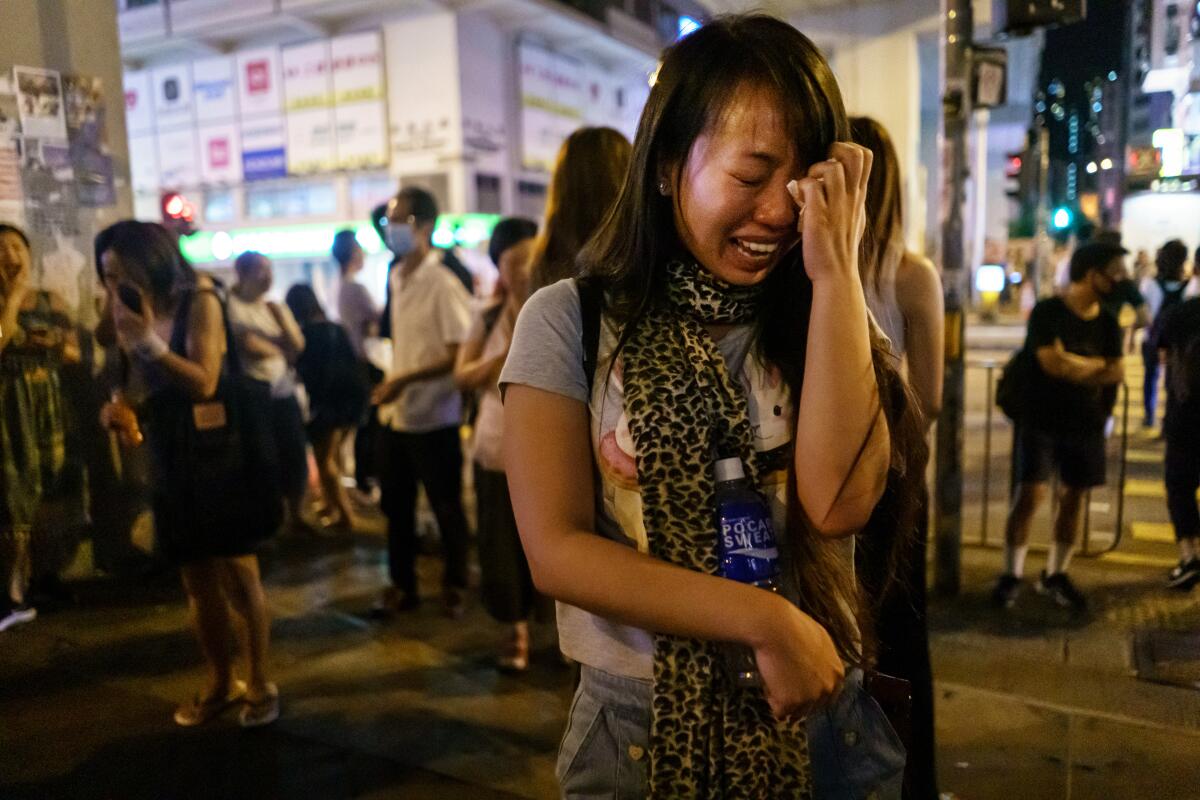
[0,0,134,231]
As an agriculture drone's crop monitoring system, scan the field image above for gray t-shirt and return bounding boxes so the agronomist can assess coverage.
[500,279,802,680]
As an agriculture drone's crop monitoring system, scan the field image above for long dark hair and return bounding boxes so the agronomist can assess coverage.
[580,15,927,664]
[95,220,195,313]
[285,283,326,325]
[529,126,632,292]
[851,116,904,294]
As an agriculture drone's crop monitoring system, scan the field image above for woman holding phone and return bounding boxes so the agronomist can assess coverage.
[97,221,280,727]
[501,16,925,797]
[0,223,78,632]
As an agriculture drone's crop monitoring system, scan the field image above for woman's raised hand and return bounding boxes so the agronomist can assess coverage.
[112,285,154,351]
[751,594,845,720]
[787,142,873,285]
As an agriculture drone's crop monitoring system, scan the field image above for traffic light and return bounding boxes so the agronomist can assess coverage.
[1005,151,1025,198]
[1051,205,1074,231]
[161,191,197,239]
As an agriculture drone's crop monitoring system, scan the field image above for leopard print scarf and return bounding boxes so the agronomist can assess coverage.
[622,260,812,798]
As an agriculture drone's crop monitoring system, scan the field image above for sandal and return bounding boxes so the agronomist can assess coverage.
[173,680,247,727]
[238,682,280,728]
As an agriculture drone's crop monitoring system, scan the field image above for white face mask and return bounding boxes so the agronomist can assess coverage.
[385,222,415,257]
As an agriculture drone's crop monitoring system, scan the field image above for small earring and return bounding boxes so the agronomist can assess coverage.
[658,179,669,195]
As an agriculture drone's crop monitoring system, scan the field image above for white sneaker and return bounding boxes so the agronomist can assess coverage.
[0,605,37,632]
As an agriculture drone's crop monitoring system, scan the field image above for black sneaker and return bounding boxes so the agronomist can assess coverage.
[991,574,1022,608]
[1166,558,1200,590]
[1036,571,1088,613]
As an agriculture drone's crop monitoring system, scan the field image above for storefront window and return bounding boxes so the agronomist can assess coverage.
[203,189,235,223]
[246,182,337,220]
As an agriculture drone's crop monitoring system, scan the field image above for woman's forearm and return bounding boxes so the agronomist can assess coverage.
[795,279,890,534]
[530,526,786,650]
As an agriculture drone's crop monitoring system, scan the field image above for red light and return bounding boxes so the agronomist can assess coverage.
[164,194,184,217]
[1006,156,1022,173]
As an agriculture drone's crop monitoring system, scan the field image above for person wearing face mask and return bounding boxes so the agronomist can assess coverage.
[371,187,474,618]
[375,191,473,301]
[993,242,1126,614]
[227,251,310,534]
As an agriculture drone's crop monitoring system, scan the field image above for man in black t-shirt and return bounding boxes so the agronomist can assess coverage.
[1156,296,1200,590]
[994,242,1126,613]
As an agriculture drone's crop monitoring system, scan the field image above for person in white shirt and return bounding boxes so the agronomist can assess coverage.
[227,251,310,532]
[333,230,382,497]
[371,188,473,617]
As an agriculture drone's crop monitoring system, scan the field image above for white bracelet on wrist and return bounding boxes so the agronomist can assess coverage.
[130,331,169,362]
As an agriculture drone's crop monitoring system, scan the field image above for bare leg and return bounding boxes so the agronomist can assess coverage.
[314,429,354,527]
[3,527,32,606]
[1003,482,1047,576]
[218,555,272,698]
[1048,486,1087,574]
[180,560,236,697]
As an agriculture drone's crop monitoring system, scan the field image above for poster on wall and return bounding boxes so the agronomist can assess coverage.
[0,79,23,224]
[282,40,335,174]
[286,109,335,174]
[198,123,242,184]
[241,115,286,181]
[237,47,283,117]
[282,40,332,110]
[157,127,199,187]
[123,70,154,136]
[151,63,194,130]
[335,101,387,169]
[128,133,160,193]
[331,32,388,169]
[14,66,68,141]
[331,32,385,105]
[516,44,584,173]
[193,56,237,122]
[0,88,19,139]
[64,74,115,208]
[0,140,23,223]
[20,138,78,235]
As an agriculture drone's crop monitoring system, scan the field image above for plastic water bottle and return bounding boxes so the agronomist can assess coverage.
[714,456,780,688]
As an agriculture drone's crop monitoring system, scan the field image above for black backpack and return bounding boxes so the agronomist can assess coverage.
[995,347,1035,423]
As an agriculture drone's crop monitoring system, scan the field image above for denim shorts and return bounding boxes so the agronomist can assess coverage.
[556,665,652,799]
[806,668,906,800]
[557,666,904,800]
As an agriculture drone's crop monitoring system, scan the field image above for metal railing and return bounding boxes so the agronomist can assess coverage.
[965,356,1130,558]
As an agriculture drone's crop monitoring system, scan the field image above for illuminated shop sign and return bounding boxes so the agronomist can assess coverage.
[179,213,500,263]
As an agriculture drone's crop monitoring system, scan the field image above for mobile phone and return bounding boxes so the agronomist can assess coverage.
[117,283,143,315]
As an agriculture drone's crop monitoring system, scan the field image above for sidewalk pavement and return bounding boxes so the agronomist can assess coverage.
[2,527,1198,799]
[930,545,1200,800]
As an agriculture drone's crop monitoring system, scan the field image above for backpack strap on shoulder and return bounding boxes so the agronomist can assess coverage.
[577,278,603,395]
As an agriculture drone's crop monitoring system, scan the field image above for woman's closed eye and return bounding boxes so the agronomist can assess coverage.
[731,173,768,188]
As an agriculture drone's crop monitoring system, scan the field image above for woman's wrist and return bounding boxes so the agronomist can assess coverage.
[129,329,169,362]
[738,584,792,650]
